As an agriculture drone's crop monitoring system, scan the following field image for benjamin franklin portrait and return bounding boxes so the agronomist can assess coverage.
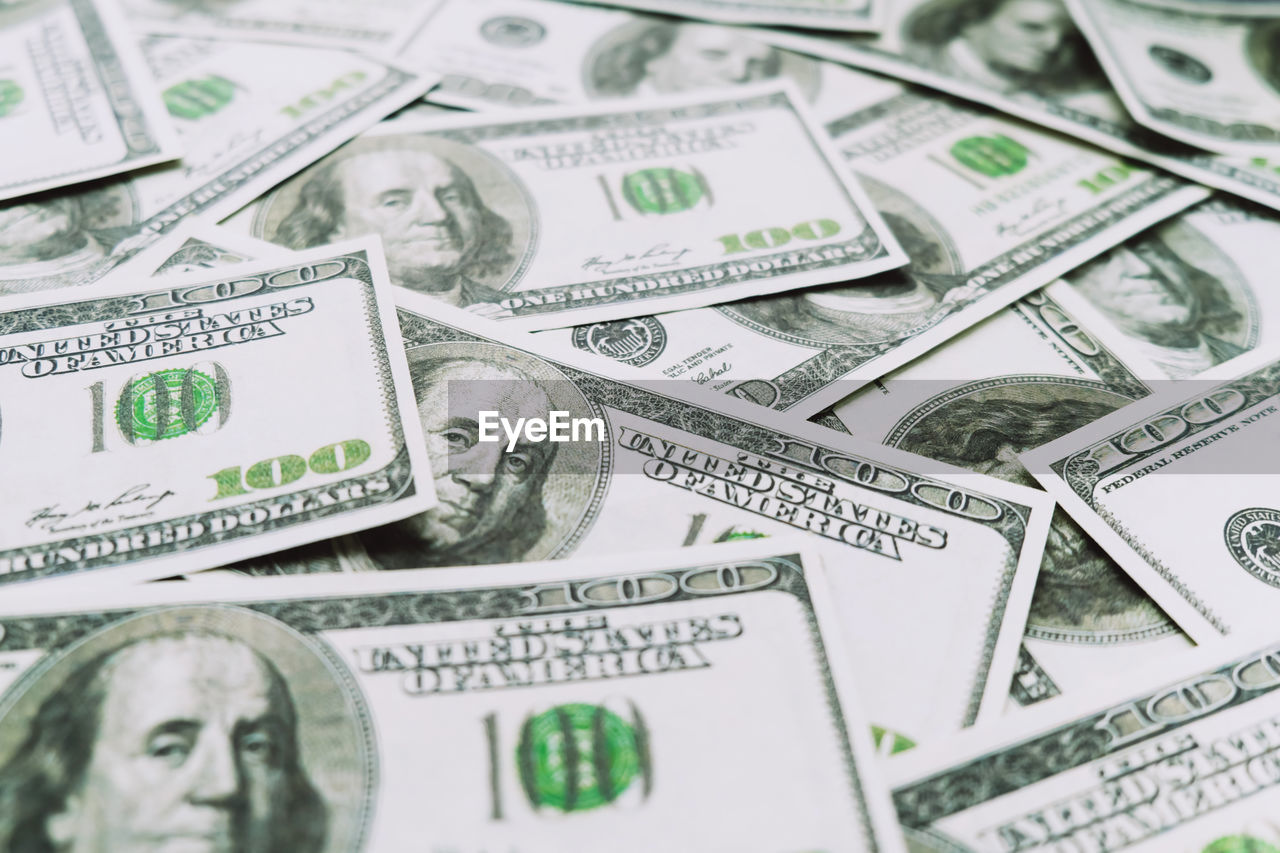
[584,20,819,101]
[901,0,1106,97]
[720,182,966,347]
[893,385,1175,640]
[0,185,136,291]
[355,342,603,571]
[1066,224,1254,378]
[0,607,371,853]
[257,135,533,311]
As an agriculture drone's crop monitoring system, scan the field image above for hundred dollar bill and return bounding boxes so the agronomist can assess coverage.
[1023,349,1280,642]
[0,0,180,201]
[759,6,1280,214]
[1067,0,1280,157]
[831,289,1194,712]
[229,286,1055,749]
[403,0,865,113]
[572,0,882,31]
[0,35,432,296]
[1051,198,1280,380]
[889,636,1280,852]
[0,539,907,853]
[540,81,1206,416]
[227,85,908,331]
[1130,0,1280,13]
[122,0,444,52]
[0,240,434,588]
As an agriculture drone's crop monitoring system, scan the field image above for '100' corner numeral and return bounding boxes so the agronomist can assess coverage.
[208,439,372,500]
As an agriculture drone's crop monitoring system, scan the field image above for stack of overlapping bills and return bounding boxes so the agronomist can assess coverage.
[3,0,1279,848]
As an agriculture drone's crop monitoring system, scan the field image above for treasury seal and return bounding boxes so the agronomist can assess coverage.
[572,317,667,367]
[480,16,546,47]
[1225,507,1280,587]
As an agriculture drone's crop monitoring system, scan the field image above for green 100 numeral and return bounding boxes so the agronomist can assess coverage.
[1077,163,1134,195]
[208,439,371,500]
[715,218,840,254]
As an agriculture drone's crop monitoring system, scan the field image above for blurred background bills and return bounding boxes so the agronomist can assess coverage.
[4,0,1280,848]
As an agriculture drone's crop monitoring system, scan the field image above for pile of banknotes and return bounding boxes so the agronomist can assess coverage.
[4,0,1280,849]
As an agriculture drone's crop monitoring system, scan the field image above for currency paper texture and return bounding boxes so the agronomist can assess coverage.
[406,0,870,113]
[760,7,1280,214]
[229,288,1053,750]
[0,539,906,852]
[571,0,882,31]
[1024,349,1280,642]
[890,636,1280,852]
[229,85,907,330]
[1067,0,1280,157]
[0,35,432,296]
[542,82,1205,415]
[832,289,1194,712]
[0,241,434,588]
[122,0,445,52]
[0,0,180,201]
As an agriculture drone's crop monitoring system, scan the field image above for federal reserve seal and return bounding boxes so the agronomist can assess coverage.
[480,16,546,47]
[572,317,667,367]
[1225,508,1280,587]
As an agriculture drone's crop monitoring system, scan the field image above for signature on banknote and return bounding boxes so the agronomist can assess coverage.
[25,485,178,535]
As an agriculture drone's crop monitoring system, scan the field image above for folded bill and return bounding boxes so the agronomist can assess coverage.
[0,35,432,296]
[0,0,180,201]
[108,222,287,280]
[121,0,445,52]
[225,84,907,330]
[1067,0,1280,157]
[890,635,1280,852]
[760,6,1280,214]
[225,285,1054,750]
[0,538,906,852]
[0,240,434,588]
[1023,348,1280,642]
[541,80,1205,415]
[1051,198,1280,380]
[406,0,865,113]
[572,0,882,31]
[832,287,1194,712]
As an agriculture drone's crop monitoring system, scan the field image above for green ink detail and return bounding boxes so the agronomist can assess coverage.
[1203,837,1280,853]
[0,80,23,117]
[309,439,371,474]
[246,455,307,490]
[621,167,707,215]
[117,370,218,441]
[715,527,767,542]
[164,75,237,120]
[951,135,1029,177]
[518,703,641,812]
[871,725,917,756]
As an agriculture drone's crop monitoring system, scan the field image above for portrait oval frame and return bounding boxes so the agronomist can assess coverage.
[0,604,377,853]
[887,377,1178,644]
[1065,214,1258,355]
[0,181,140,293]
[581,17,821,102]
[250,132,537,294]
[351,339,611,568]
